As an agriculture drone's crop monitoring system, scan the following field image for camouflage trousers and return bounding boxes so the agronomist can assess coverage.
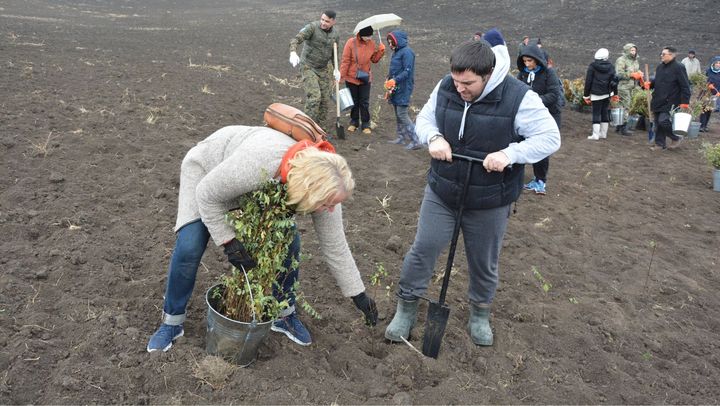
[302,65,332,127]
[617,83,638,121]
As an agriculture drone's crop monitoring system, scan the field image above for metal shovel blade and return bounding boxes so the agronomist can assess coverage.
[421,301,450,358]
[336,119,345,140]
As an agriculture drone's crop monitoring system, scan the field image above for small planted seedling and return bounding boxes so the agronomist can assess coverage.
[644,240,657,290]
[370,262,393,298]
[532,266,552,322]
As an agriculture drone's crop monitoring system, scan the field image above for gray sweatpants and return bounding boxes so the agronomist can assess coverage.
[397,185,511,305]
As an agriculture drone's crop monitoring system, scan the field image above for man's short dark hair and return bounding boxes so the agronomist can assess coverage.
[664,46,677,54]
[323,10,336,19]
[450,40,495,77]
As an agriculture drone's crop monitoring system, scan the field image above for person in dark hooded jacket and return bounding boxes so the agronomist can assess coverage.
[517,44,562,195]
[583,48,618,141]
[385,30,421,150]
[699,56,720,132]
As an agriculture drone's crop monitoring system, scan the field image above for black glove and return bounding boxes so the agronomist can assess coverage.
[352,292,378,326]
[223,238,256,270]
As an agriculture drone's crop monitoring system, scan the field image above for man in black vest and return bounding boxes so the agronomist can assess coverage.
[385,33,560,346]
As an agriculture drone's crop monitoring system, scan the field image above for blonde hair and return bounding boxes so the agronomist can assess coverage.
[285,148,354,214]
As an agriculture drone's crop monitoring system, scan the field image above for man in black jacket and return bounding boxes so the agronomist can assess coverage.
[646,46,691,150]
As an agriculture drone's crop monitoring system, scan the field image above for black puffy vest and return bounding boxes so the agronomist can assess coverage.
[428,74,528,210]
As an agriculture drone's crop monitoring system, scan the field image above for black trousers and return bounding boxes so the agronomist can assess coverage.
[347,82,371,128]
[653,111,679,148]
[532,112,562,182]
[700,110,711,129]
[591,98,610,124]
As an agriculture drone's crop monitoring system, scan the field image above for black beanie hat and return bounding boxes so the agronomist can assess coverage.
[358,26,373,37]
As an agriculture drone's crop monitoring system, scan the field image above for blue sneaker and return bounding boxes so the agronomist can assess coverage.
[405,141,421,150]
[147,323,184,353]
[271,312,312,346]
[524,179,538,191]
[534,180,546,195]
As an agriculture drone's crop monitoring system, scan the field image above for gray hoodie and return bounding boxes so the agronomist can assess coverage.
[416,43,560,165]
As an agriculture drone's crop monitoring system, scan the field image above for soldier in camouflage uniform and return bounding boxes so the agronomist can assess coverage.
[614,43,643,135]
[289,11,341,128]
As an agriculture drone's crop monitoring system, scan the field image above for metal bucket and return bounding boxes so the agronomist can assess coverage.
[672,112,692,136]
[610,108,624,126]
[626,114,639,131]
[205,284,273,367]
[686,121,701,139]
[338,87,354,112]
[714,169,720,192]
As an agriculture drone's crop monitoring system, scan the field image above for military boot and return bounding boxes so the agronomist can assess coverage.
[620,124,634,136]
[468,303,493,346]
[384,298,419,342]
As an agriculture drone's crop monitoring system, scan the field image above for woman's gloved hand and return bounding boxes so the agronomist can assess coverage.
[223,238,256,270]
[352,291,378,326]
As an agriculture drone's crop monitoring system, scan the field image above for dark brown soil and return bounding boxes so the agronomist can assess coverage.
[2,0,719,404]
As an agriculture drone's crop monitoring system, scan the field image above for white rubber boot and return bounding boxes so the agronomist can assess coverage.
[600,122,609,139]
[588,123,601,140]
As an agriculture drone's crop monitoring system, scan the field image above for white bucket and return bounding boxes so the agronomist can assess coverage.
[610,108,624,126]
[338,88,354,112]
[672,112,692,136]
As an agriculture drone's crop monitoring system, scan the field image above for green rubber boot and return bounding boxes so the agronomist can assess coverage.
[384,298,419,342]
[468,303,493,346]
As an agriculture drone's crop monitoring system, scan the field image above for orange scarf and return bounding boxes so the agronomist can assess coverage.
[278,140,336,183]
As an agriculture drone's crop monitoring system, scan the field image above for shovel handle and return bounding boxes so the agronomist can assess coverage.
[333,42,341,116]
[451,153,484,164]
[436,155,480,306]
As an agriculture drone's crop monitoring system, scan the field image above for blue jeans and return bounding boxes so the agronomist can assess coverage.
[162,220,300,325]
[393,105,419,143]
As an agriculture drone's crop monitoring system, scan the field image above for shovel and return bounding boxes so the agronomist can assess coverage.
[421,153,483,359]
[333,42,345,140]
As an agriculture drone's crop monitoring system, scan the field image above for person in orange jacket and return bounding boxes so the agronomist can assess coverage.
[339,26,385,134]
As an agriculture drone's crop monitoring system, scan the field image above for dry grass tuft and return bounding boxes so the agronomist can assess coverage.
[187,58,230,72]
[267,74,301,89]
[192,355,236,389]
[30,131,55,157]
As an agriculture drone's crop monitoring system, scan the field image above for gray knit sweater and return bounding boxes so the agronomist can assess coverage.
[175,125,365,297]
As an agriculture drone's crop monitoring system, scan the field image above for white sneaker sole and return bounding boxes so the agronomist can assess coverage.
[271,325,312,346]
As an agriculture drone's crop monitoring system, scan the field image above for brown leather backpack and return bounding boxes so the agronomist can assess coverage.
[263,103,327,142]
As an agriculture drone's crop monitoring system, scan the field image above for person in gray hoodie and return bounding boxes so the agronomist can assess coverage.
[146,126,377,352]
[384,30,560,347]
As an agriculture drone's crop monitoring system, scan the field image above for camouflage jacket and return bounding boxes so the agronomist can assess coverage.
[290,21,339,73]
[615,43,640,89]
